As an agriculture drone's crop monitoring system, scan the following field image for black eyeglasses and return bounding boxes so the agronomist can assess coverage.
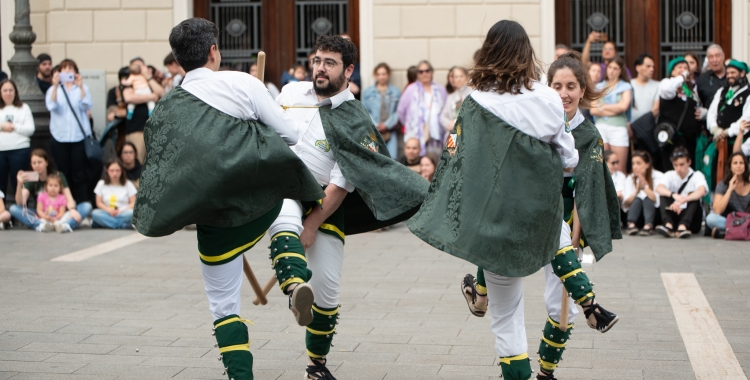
[310,58,340,70]
[418,69,432,74]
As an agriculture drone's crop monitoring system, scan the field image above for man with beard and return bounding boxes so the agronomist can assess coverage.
[268,35,427,379]
[36,54,53,94]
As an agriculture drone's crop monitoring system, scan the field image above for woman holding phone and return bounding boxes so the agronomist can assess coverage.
[0,79,34,197]
[46,59,93,204]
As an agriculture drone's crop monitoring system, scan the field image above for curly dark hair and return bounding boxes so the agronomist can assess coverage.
[169,18,219,73]
[470,20,541,95]
[314,35,358,69]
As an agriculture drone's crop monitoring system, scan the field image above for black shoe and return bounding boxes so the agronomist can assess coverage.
[655,225,673,238]
[305,358,337,379]
[582,302,619,333]
[537,371,558,380]
[712,228,726,239]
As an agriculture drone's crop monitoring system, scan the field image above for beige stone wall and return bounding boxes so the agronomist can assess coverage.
[27,0,175,88]
[368,0,550,89]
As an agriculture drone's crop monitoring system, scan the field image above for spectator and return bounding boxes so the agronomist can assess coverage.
[0,189,9,229]
[697,44,727,109]
[554,44,570,60]
[9,148,92,231]
[622,150,663,235]
[0,71,6,82]
[163,52,185,91]
[684,52,702,86]
[148,65,166,85]
[92,160,137,229]
[291,64,307,82]
[605,150,626,202]
[122,61,156,119]
[122,59,165,165]
[119,142,141,189]
[45,59,92,204]
[591,56,632,173]
[582,31,632,81]
[106,67,129,124]
[397,60,447,155]
[581,63,602,123]
[398,137,421,173]
[36,53,53,94]
[707,152,750,238]
[362,63,401,159]
[733,120,750,156]
[406,66,417,88]
[0,79,35,196]
[440,66,471,133]
[339,33,361,98]
[654,147,708,238]
[420,153,438,182]
[631,53,660,122]
[656,56,702,172]
[35,173,73,233]
[707,59,748,141]
[248,61,281,99]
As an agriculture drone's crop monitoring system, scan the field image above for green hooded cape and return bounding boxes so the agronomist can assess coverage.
[318,100,429,234]
[133,87,325,237]
[407,96,564,277]
[570,119,622,259]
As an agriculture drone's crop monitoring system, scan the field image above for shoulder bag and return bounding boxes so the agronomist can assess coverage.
[725,211,750,241]
[60,85,102,165]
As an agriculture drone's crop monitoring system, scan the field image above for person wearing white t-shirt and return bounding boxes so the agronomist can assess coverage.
[622,151,663,235]
[605,150,626,201]
[91,160,137,229]
[655,147,708,238]
[0,189,10,229]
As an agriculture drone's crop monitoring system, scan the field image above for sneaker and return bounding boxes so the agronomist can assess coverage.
[626,226,639,235]
[0,222,5,230]
[38,222,55,232]
[305,357,337,380]
[655,225,672,238]
[677,230,691,239]
[55,222,73,233]
[80,217,93,228]
[289,283,314,326]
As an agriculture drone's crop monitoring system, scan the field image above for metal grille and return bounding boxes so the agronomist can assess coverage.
[569,0,625,64]
[210,0,262,73]
[295,0,349,67]
[659,0,714,78]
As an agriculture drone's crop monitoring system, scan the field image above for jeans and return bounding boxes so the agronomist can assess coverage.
[91,208,133,229]
[50,138,88,203]
[627,197,656,226]
[385,135,398,159]
[0,147,30,196]
[9,201,92,230]
[706,212,727,230]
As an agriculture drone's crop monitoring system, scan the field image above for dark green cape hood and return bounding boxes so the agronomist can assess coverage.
[571,119,622,259]
[407,96,564,277]
[318,100,429,234]
[133,87,325,237]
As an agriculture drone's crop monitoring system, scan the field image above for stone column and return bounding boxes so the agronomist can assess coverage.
[7,0,50,149]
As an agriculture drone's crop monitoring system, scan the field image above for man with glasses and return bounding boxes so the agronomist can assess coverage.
[654,147,708,238]
[269,35,427,379]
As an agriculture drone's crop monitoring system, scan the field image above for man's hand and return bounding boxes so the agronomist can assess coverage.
[669,202,683,213]
[694,107,702,120]
[714,130,728,141]
[673,193,687,203]
[300,227,317,250]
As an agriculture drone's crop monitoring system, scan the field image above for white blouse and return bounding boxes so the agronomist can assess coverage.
[0,103,35,151]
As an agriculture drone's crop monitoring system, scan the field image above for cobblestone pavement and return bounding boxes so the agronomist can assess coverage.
[1,223,749,380]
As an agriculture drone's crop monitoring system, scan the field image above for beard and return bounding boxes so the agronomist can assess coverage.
[313,70,347,97]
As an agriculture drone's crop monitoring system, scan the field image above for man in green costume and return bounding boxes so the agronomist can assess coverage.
[132,18,325,380]
[264,35,428,379]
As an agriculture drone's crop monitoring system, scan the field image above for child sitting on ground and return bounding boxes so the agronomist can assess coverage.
[122,61,155,119]
[35,174,72,233]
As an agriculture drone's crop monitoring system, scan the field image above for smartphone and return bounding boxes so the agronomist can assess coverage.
[21,171,39,182]
[59,72,75,83]
[4,115,12,123]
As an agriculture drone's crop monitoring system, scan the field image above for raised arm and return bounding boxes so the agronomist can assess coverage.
[248,77,298,145]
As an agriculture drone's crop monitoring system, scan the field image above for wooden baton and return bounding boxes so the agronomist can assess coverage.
[252,274,277,305]
[243,254,267,305]
[256,51,266,83]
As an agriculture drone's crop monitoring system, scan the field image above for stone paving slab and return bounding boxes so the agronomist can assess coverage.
[1,223,749,379]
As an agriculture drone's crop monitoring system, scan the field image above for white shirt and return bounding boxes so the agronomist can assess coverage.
[631,79,660,121]
[622,170,664,211]
[470,81,579,169]
[276,81,355,192]
[707,85,750,137]
[611,170,627,194]
[180,68,298,145]
[659,76,686,100]
[0,103,35,151]
[94,180,137,210]
[658,168,708,209]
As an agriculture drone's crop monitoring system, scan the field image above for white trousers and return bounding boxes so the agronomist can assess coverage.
[485,221,578,358]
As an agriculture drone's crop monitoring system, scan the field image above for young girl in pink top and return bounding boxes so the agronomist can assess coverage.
[35,174,72,233]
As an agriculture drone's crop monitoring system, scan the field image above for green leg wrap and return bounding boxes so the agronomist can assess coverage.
[476,267,487,295]
[269,232,312,293]
[551,247,594,304]
[305,303,339,359]
[537,316,572,374]
[213,315,253,380]
[498,353,532,380]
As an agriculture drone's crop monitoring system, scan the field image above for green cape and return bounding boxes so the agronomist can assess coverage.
[318,100,429,234]
[407,96,564,277]
[571,119,622,259]
[133,87,325,237]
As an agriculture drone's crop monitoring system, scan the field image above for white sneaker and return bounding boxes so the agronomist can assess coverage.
[55,222,73,233]
[36,222,55,232]
[0,222,5,230]
[80,217,93,228]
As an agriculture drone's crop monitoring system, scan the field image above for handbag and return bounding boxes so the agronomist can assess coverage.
[61,85,102,165]
[725,211,750,241]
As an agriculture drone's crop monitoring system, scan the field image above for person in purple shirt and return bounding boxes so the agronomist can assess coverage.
[397,60,448,156]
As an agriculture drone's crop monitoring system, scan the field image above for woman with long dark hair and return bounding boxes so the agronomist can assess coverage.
[622,150,664,235]
[707,152,750,238]
[590,56,632,173]
[0,79,34,197]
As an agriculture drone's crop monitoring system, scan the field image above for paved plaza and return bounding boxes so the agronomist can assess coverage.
[1,223,749,379]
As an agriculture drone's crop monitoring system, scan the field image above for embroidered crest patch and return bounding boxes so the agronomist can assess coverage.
[446,134,458,156]
[360,133,379,153]
[315,139,330,152]
[591,146,604,163]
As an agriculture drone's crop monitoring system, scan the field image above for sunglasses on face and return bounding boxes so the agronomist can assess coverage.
[418,69,432,74]
[671,151,688,159]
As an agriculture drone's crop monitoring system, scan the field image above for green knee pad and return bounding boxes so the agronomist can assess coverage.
[498,353,532,380]
[537,317,572,374]
[213,315,253,380]
[551,247,594,304]
[476,267,487,295]
[305,304,339,359]
[269,232,312,293]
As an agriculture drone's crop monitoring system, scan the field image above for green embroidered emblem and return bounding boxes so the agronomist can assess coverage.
[360,133,379,152]
[315,139,330,152]
[591,146,604,163]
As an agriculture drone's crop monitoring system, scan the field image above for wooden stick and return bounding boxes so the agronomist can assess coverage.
[559,286,569,332]
[256,51,266,83]
[242,254,267,305]
[252,274,277,305]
